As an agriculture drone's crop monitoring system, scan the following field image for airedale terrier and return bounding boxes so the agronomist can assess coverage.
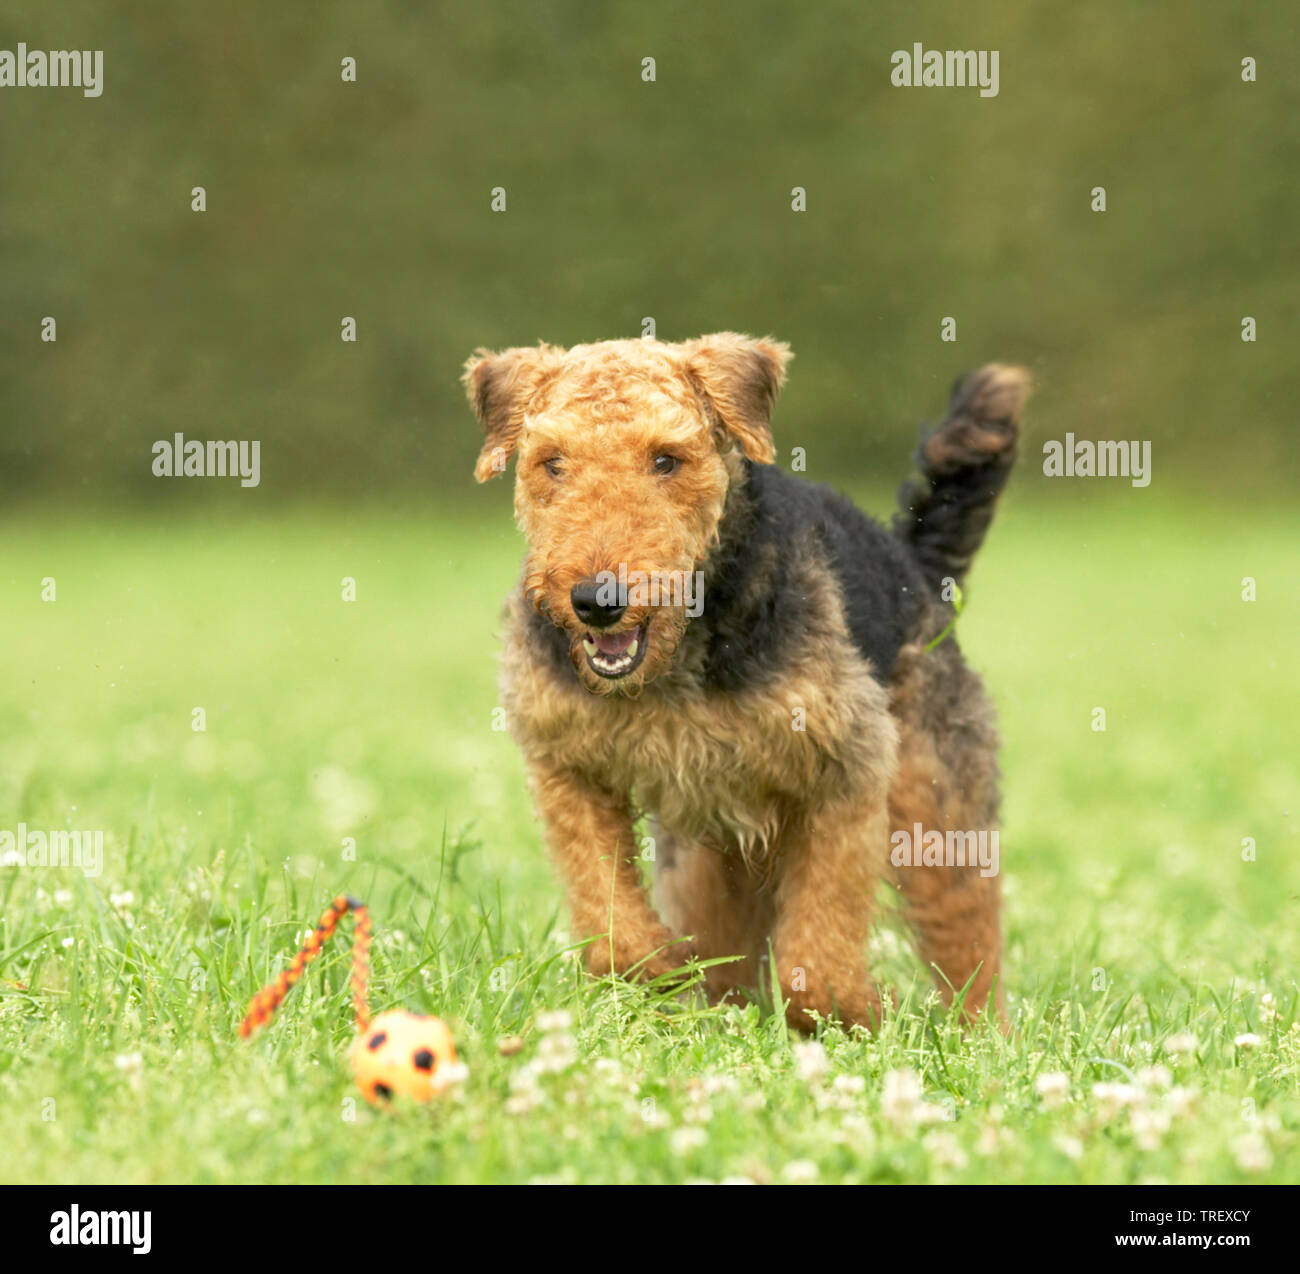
[465,333,1028,1032]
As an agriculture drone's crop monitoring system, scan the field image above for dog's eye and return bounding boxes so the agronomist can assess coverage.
[652,455,679,476]
[542,457,564,479]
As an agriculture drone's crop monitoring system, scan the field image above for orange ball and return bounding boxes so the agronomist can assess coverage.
[349,1010,462,1105]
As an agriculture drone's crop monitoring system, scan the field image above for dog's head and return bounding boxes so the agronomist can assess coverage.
[464,333,790,695]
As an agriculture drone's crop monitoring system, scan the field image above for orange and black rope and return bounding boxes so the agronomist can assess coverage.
[238,894,372,1038]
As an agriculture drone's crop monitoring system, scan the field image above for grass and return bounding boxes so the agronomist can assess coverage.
[0,492,1297,1184]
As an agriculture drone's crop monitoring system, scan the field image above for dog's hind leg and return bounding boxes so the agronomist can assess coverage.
[887,638,1007,1028]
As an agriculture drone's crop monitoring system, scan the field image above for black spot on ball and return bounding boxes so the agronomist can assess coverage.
[374,1082,393,1101]
[413,1049,435,1072]
[368,1031,388,1051]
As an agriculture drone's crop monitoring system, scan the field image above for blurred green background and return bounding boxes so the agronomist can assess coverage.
[1,0,1296,506]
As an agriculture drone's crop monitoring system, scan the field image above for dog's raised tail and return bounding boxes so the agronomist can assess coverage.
[893,363,1031,591]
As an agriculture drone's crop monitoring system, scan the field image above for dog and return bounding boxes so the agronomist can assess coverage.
[464,333,1028,1031]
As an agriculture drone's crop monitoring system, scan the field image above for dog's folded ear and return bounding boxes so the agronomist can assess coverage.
[683,333,791,465]
[462,344,560,482]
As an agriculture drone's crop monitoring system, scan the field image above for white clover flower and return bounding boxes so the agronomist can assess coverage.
[792,1040,830,1083]
[698,1073,739,1097]
[1136,1065,1173,1092]
[1162,1031,1198,1056]
[536,1032,577,1071]
[113,1052,142,1073]
[536,1009,573,1034]
[840,1112,874,1144]
[815,1072,868,1114]
[780,1158,819,1183]
[1232,1131,1273,1174]
[880,1068,924,1126]
[976,1124,1013,1156]
[923,1131,968,1171]
[1130,1106,1172,1151]
[1233,1032,1263,1050]
[439,1060,469,1089]
[1053,1133,1084,1161]
[509,1061,543,1092]
[1092,1082,1142,1120]
[915,1101,952,1126]
[1034,1072,1070,1108]
[671,1127,708,1155]
[880,1068,951,1128]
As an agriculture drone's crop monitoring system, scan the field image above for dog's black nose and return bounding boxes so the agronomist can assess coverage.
[571,579,626,629]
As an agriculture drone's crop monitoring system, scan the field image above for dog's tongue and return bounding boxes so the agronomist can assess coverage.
[593,630,635,656]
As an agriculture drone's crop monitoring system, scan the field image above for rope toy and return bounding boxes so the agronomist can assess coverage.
[238,894,464,1104]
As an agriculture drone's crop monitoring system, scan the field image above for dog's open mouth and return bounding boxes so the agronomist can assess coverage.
[581,622,649,679]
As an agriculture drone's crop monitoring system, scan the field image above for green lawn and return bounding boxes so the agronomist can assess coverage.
[1,494,1296,1183]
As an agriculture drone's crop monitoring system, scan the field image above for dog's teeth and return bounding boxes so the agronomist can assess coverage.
[584,629,646,676]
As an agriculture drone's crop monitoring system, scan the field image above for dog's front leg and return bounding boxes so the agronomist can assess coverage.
[772,796,891,1032]
[527,759,689,981]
